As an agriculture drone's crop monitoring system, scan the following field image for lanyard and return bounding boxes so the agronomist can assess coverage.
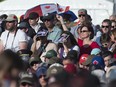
[4,30,18,49]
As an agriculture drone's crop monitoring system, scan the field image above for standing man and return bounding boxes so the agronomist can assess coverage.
[0,14,28,52]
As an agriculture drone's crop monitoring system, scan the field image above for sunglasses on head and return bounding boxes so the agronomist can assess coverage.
[21,82,33,86]
[30,61,39,66]
[80,30,89,33]
[102,25,109,28]
[78,14,86,17]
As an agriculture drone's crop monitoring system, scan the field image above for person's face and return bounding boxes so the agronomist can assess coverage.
[39,75,47,87]
[110,33,115,42]
[31,61,39,71]
[104,55,112,67]
[6,21,16,30]
[80,27,91,39]
[111,22,116,30]
[29,18,38,26]
[43,19,54,28]
[101,22,110,34]
[20,82,34,87]
[63,59,72,66]
[101,42,109,48]
[78,14,86,23]
[109,16,115,21]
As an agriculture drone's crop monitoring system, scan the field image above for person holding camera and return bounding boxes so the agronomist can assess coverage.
[31,28,58,62]
[58,31,79,59]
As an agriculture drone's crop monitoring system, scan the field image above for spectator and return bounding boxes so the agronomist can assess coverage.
[111,20,116,30]
[0,14,28,52]
[31,28,57,62]
[28,12,41,33]
[41,13,62,43]
[58,31,79,58]
[77,23,99,57]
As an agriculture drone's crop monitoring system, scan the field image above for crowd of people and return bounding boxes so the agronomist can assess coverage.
[0,8,116,87]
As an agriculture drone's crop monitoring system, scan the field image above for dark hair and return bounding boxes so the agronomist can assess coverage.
[62,31,78,46]
[102,51,113,58]
[102,19,111,27]
[80,22,94,39]
[100,33,111,43]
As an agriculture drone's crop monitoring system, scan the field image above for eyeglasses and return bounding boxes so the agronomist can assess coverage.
[30,61,39,66]
[80,30,89,33]
[39,75,46,78]
[102,25,109,28]
[78,14,86,17]
[21,82,33,86]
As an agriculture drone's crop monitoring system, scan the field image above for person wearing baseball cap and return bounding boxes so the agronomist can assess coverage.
[31,28,58,62]
[28,12,41,33]
[78,9,88,24]
[41,13,62,43]
[43,50,57,63]
[79,54,89,69]
[0,14,28,52]
[19,72,36,87]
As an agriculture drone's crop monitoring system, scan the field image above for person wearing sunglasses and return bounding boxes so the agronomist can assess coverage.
[111,20,116,30]
[36,66,48,87]
[101,19,111,34]
[0,14,28,53]
[77,23,100,57]
[95,19,112,46]
[28,57,42,73]
[78,9,88,25]
[100,33,112,53]
[41,13,62,43]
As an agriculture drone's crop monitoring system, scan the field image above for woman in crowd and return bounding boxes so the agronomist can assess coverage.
[58,31,79,59]
[77,22,100,57]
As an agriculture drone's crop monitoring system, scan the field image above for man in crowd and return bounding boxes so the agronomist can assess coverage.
[0,14,28,52]
[41,13,62,43]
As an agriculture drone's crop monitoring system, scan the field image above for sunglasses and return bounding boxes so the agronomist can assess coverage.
[21,82,33,86]
[111,26,115,28]
[78,14,86,17]
[39,75,46,78]
[43,19,51,22]
[80,30,89,33]
[102,43,108,47]
[6,21,15,23]
[102,25,109,28]
[30,61,39,66]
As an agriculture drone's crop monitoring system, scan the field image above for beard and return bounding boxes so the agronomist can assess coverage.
[6,25,15,32]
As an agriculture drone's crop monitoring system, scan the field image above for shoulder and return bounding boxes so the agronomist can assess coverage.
[53,26,62,32]
[17,29,27,36]
[91,41,100,48]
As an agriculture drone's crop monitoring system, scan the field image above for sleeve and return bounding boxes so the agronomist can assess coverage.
[18,30,28,42]
[72,45,80,52]
[54,30,62,43]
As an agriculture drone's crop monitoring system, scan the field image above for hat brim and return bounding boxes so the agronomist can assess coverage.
[5,19,15,21]
[20,80,33,84]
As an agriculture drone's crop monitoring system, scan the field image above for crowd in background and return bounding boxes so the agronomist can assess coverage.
[0,8,116,87]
